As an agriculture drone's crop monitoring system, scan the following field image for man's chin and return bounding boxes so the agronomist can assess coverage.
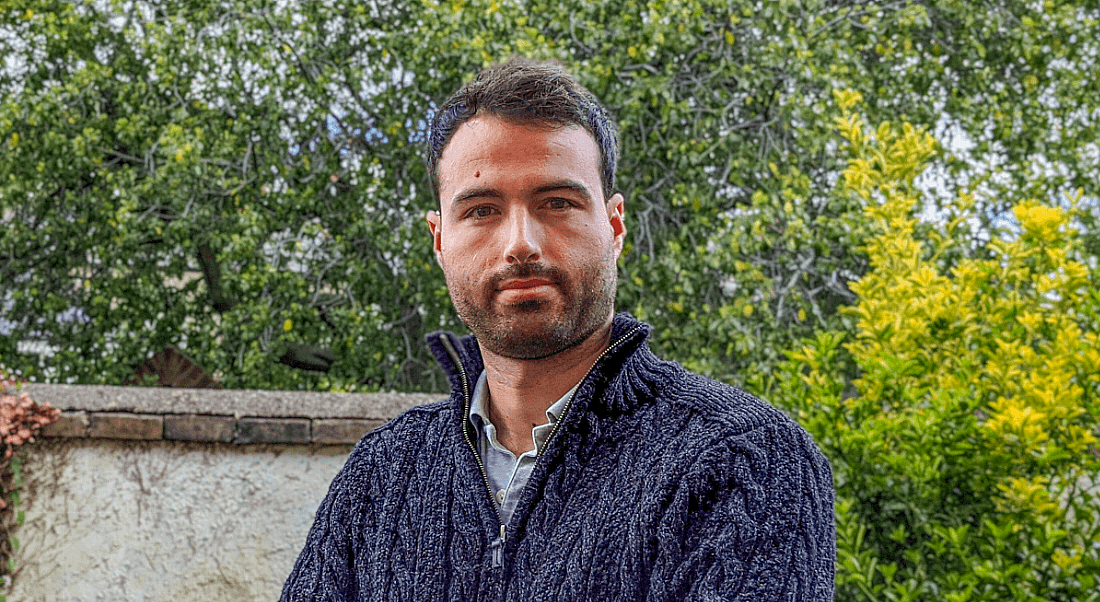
[473,313,578,360]
[502,298,551,314]
[488,309,562,340]
[479,333,575,360]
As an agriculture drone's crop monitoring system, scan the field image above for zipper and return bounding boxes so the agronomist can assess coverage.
[538,324,644,458]
[438,334,507,567]
[439,324,644,569]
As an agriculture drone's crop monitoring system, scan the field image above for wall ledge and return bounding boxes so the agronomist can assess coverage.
[23,384,443,445]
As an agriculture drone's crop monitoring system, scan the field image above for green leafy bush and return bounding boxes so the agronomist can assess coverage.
[767,92,1100,601]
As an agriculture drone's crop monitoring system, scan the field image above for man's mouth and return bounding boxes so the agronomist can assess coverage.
[498,278,553,290]
[495,277,558,304]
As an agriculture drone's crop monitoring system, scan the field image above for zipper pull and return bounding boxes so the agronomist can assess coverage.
[490,524,505,568]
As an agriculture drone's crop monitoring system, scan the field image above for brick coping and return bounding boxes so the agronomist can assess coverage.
[22,384,444,445]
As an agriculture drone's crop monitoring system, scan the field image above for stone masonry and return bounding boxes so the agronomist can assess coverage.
[28,384,440,444]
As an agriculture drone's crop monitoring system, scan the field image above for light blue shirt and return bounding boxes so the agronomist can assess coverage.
[468,370,578,527]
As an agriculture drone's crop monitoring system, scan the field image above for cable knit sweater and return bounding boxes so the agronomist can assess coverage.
[282,313,835,601]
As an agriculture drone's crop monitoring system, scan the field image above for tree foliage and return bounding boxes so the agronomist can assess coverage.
[1,0,1097,391]
[771,104,1100,600]
[2,0,450,389]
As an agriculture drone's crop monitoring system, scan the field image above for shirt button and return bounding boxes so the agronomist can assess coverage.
[497,489,506,505]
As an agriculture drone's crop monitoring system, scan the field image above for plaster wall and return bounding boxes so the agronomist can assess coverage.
[10,438,353,602]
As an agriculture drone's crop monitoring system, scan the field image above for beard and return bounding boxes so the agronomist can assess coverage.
[443,258,617,360]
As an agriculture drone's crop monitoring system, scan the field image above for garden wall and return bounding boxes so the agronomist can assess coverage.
[8,384,438,602]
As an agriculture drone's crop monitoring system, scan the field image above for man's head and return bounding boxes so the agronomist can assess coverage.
[425,59,626,360]
[426,58,620,204]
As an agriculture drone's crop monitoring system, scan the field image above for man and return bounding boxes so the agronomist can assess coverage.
[282,58,834,601]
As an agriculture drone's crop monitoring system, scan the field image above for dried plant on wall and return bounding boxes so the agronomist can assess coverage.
[0,368,60,600]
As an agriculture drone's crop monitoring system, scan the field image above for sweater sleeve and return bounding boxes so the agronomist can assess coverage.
[281,445,375,602]
[660,422,835,601]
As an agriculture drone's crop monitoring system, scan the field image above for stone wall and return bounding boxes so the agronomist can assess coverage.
[8,384,440,602]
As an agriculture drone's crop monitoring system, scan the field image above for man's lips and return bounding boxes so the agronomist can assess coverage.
[498,278,553,290]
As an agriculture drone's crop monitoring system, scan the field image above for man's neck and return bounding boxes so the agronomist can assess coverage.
[480,322,612,457]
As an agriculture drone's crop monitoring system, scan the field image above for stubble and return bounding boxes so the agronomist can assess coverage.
[444,258,617,360]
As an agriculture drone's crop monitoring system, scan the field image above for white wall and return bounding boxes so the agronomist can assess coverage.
[11,438,352,602]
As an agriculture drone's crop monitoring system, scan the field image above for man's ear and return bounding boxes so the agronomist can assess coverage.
[425,209,444,266]
[606,193,626,258]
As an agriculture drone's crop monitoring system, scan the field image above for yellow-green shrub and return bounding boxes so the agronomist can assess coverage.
[770,91,1100,601]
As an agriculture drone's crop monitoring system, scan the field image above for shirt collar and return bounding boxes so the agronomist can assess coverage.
[468,370,580,433]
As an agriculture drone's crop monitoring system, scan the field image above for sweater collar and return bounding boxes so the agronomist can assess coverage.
[425,312,655,411]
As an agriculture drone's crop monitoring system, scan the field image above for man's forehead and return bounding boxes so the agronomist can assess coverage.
[444,113,592,147]
[437,115,602,196]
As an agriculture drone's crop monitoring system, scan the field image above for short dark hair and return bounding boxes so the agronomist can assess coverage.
[426,58,620,202]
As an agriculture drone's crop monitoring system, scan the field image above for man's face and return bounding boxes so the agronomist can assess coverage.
[426,114,626,360]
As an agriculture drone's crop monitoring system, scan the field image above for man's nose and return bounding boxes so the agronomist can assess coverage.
[504,209,542,264]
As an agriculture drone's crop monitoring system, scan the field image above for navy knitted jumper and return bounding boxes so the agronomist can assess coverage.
[282,313,835,601]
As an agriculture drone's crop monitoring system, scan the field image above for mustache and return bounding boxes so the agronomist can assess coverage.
[488,263,568,290]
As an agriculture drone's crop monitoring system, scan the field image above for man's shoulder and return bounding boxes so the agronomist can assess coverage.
[352,394,458,449]
[628,349,780,426]
[330,395,460,489]
[608,336,806,439]
[644,361,820,454]
[642,367,831,479]
[671,370,787,428]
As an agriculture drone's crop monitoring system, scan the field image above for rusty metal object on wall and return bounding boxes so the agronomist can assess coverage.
[124,347,221,389]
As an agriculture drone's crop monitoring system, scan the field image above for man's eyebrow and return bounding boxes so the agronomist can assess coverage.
[447,179,595,210]
[449,187,503,209]
[532,179,594,200]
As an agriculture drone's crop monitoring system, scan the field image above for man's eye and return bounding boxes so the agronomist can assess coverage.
[469,206,495,219]
[547,198,573,210]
